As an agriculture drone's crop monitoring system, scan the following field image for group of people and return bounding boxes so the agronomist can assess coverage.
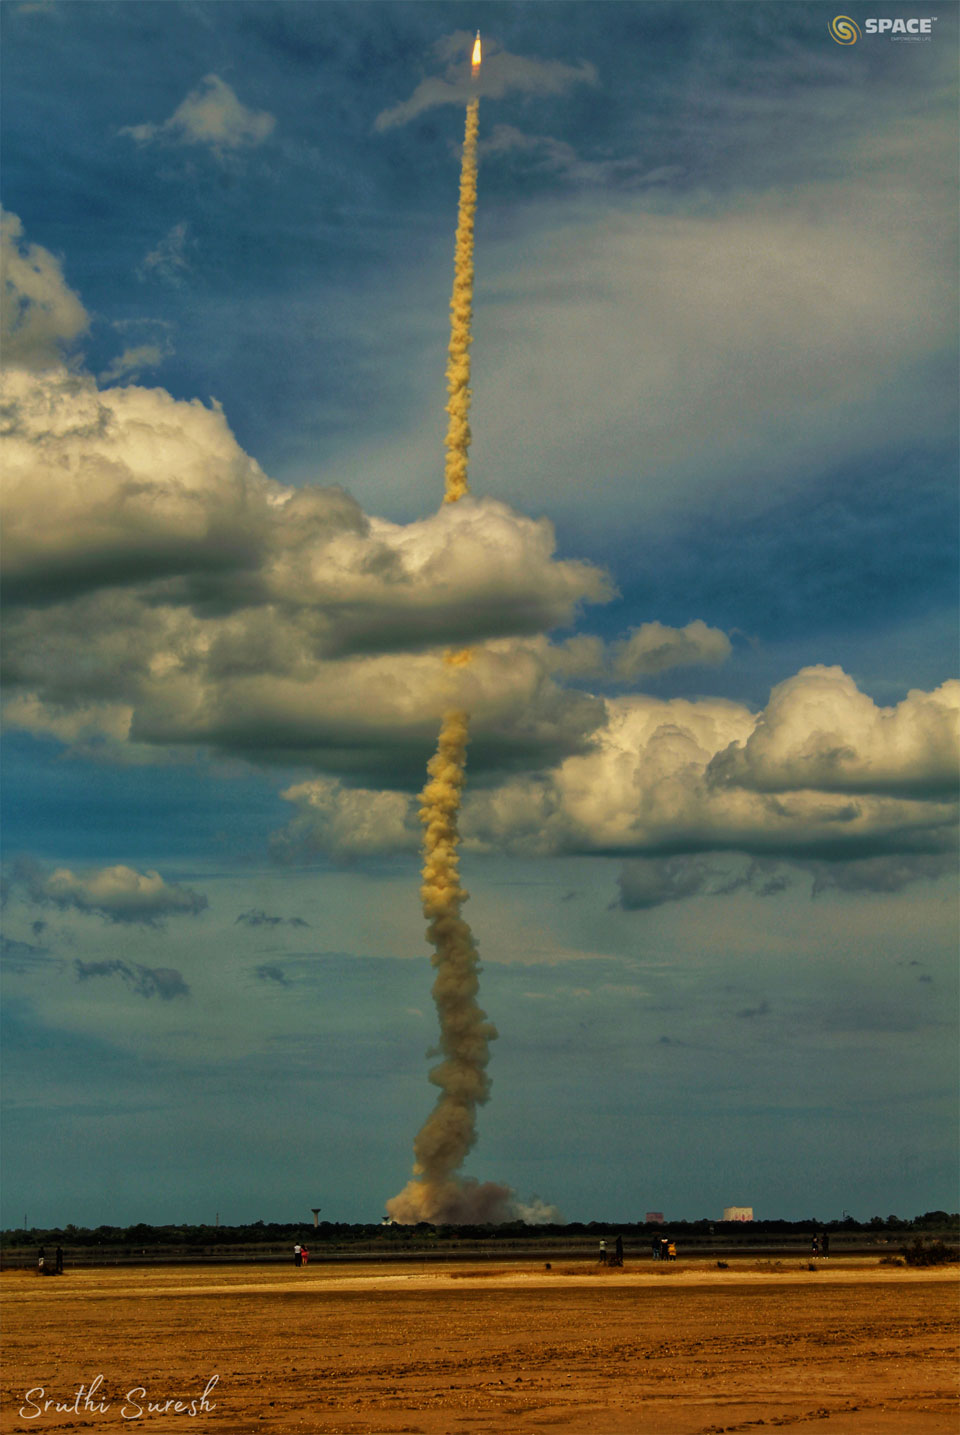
[651,1236,677,1261]
[598,1235,624,1266]
[292,1243,310,1267]
[811,1232,830,1256]
[36,1246,64,1274]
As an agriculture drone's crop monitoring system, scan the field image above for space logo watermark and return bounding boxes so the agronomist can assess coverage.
[829,14,939,43]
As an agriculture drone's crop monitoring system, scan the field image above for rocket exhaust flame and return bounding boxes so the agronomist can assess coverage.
[471,30,482,76]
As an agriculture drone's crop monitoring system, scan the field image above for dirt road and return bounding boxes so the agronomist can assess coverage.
[2,1260,956,1434]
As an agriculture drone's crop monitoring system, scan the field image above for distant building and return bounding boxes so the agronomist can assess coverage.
[723,1206,754,1222]
[645,1212,664,1224]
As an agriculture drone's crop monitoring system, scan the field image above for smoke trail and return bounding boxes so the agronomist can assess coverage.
[387,71,558,1227]
[442,97,479,504]
[385,708,505,1225]
[387,91,489,1224]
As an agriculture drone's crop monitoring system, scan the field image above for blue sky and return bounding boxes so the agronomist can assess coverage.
[1,0,957,1227]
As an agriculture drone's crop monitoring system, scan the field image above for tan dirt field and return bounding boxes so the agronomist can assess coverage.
[1,1259,957,1435]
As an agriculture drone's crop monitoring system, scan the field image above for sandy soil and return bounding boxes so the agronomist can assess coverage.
[2,1259,957,1435]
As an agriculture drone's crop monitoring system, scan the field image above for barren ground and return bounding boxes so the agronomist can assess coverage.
[2,1259,957,1435]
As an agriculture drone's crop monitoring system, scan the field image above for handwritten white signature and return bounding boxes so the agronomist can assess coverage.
[19,1374,219,1420]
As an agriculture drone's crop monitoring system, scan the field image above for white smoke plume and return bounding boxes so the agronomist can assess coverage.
[388,95,555,1225]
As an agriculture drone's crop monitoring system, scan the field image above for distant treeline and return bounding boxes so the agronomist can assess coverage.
[3,1211,957,1248]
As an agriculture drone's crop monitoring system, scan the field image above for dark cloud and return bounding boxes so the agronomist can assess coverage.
[617,848,955,912]
[617,857,716,910]
[74,958,188,999]
[736,1000,770,1020]
[255,963,292,986]
[617,856,790,911]
[236,909,308,928]
[801,853,957,896]
[1,933,54,973]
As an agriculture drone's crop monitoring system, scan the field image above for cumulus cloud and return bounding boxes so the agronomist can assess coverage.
[273,670,957,866]
[3,594,609,781]
[613,621,731,680]
[2,360,607,615]
[460,668,959,863]
[0,364,271,605]
[375,33,596,131]
[74,958,189,999]
[274,777,419,859]
[0,210,87,369]
[540,623,731,682]
[121,75,275,155]
[1,232,613,779]
[11,860,207,925]
[2,215,954,884]
[707,668,960,800]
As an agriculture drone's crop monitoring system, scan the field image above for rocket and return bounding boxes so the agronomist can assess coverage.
[471,30,481,77]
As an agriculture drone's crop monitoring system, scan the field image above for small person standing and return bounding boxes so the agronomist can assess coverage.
[301,1244,309,1266]
[293,1243,302,1268]
[599,1239,607,1264]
